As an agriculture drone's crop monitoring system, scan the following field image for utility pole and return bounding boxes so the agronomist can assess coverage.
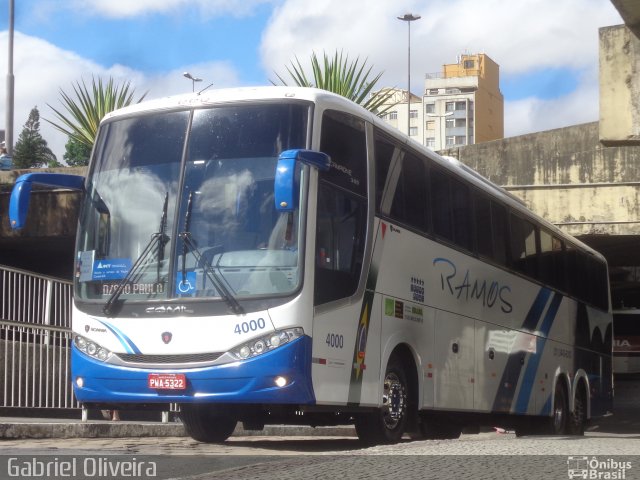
[6,0,15,154]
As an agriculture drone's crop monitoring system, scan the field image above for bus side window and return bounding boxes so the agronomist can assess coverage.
[430,169,453,242]
[539,229,566,291]
[390,152,427,231]
[509,213,538,278]
[315,109,367,306]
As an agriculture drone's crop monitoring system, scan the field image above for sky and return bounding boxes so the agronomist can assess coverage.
[0,0,625,161]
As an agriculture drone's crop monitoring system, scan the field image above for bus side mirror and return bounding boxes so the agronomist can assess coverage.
[9,173,85,229]
[274,149,330,212]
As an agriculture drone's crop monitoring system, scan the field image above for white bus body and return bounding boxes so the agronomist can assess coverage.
[10,86,613,443]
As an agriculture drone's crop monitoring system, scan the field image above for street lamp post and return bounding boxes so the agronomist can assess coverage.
[397,13,421,137]
[183,72,202,92]
[6,0,15,154]
[426,111,453,150]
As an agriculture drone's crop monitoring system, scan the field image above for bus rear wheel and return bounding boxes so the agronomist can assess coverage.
[180,404,237,443]
[544,382,569,435]
[569,386,587,436]
[355,356,409,445]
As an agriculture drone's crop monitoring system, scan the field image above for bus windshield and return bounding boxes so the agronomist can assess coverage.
[75,103,309,305]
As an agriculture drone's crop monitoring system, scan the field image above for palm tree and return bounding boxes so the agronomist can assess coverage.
[46,77,148,152]
[272,50,395,115]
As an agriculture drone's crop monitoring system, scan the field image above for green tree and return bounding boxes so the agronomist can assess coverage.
[13,107,57,169]
[272,50,395,115]
[46,77,147,151]
[63,136,92,167]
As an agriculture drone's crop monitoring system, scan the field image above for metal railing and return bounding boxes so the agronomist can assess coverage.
[0,266,78,411]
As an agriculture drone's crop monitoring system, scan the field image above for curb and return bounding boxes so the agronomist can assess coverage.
[0,419,357,439]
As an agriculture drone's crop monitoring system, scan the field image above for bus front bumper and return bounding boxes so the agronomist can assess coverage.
[72,335,315,404]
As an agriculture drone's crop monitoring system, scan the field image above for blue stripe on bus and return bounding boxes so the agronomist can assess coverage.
[513,292,563,414]
[491,287,552,412]
[97,320,142,355]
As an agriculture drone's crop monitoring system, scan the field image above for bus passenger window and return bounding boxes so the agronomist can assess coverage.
[451,178,471,251]
[314,183,366,305]
[509,214,538,278]
[430,169,453,242]
[390,153,427,231]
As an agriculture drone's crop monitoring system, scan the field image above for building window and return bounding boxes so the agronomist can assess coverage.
[425,103,435,114]
[446,136,455,146]
[455,118,466,128]
[410,109,418,119]
[445,102,455,112]
[426,120,435,130]
[389,111,398,120]
[455,136,466,145]
[464,59,475,69]
[445,118,455,128]
[409,126,418,136]
[426,137,435,148]
[455,101,466,111]
[428,89,439,95]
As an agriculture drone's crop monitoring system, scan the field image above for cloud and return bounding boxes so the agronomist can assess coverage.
[504,68,600,138]
[261,0,622,135]
[0,32,242,161]
[69,0,275,18]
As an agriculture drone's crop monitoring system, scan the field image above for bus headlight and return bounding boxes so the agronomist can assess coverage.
[74,335,111,362]
[230,327,304,360]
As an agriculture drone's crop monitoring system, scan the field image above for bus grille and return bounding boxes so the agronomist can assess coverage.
[114,352,223,364]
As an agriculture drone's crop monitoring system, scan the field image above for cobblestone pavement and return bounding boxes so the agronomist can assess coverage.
[2,431,640,479]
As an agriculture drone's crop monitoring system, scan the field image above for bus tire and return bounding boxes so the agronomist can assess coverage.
[569,385,587,436]
[355,356,409,445]
[544,382,569,435]
[180,404,237,443]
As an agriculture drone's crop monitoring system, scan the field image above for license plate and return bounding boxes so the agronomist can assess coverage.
[148,373,186,390]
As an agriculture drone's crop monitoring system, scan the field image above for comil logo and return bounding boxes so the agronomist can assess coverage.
[567,456,632,479]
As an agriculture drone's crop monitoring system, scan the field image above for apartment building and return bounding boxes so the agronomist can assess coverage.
[379,53,504,151]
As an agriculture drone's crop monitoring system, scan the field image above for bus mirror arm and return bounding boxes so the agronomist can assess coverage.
[9,173,85,230]
[274,149,330,213]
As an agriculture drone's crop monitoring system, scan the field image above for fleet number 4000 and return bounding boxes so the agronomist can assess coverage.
[234,318,266,334]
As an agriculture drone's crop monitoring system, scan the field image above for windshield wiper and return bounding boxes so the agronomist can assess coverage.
[103,193,170,316]
[179,191,243,315]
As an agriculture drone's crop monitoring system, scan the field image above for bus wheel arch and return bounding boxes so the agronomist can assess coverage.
[355,344,419,444]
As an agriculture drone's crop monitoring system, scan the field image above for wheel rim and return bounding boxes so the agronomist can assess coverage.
[382,371,406,430]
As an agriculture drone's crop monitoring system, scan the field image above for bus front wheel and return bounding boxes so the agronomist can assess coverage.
[355,356,409,445]
[180,404,237,443]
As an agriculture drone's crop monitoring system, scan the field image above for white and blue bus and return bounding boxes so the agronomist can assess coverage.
[10,86,612,443]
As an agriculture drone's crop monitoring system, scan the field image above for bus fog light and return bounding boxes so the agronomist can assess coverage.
[274,376,288,387]
[76,377,84,388]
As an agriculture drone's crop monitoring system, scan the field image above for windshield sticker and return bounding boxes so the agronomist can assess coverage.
[77,250,95,282]
[91,259,132,281]
[176,271,197,296]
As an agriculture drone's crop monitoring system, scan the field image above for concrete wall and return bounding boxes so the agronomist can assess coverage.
[599,24,640,146]
[442,122,640,237]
